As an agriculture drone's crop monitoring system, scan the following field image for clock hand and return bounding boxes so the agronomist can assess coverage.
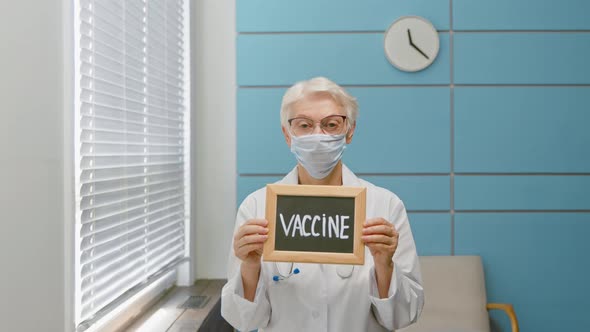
[407,29,430,60]
[410,42,430,60]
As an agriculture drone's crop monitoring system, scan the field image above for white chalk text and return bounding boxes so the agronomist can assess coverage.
[279,213,350,239]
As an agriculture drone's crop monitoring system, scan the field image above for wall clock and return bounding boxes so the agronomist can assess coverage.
[384,16,440,72]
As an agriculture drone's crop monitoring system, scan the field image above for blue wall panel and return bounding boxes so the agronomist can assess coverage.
[238,87,450,174]
[347,87,450,173]
[237,175,283,206]
[455,213,590,331]
[363,176,450,211]
[238,33,450,86]
[453,0,590,30]
[456,176,590,211]
[455,87,590,173]
[408,213,451,256]
[454,33,590,84]
[237,88,293,174]
[237,0,450,32]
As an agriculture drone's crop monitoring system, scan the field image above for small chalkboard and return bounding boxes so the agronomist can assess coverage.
[263,184,366,265]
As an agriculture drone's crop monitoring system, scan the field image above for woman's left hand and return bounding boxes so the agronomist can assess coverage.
[362,217,398,269]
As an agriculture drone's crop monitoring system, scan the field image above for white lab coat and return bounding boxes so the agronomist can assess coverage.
[221,165,424,332]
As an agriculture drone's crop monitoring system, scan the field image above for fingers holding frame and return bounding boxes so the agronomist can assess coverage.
[233,219,269,260]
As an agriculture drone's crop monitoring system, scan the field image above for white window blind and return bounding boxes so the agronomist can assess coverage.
[73,0,189,326]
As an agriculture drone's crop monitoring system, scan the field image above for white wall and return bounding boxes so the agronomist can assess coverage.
[0,1,66,331]
[192,0,237,279]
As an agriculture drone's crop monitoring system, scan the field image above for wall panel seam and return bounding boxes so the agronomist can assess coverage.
[239,173,453,177]
[238,30,450,35]
[455,210,590,213]
[454,30,590,33]
[450,0,455,256]
[239,84,452,88]
[239,84,590,88]
[238,30,590,35]
[456,173,590,176]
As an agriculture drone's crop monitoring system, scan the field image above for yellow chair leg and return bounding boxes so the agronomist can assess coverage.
[486,303,519,332]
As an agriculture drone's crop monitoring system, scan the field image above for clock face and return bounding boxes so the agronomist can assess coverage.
[384,16,440,72]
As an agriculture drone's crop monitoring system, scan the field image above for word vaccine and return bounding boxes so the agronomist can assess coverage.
[279,213,351,239]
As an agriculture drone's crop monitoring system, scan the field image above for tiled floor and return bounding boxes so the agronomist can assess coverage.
[125,279,229,332]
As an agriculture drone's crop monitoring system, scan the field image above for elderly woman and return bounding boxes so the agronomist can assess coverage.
[221,77,424,332]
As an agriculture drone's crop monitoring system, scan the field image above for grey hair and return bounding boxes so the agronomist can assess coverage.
[280,77,358,130]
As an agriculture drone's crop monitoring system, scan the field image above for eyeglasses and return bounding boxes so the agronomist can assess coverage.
[288,115,348,137]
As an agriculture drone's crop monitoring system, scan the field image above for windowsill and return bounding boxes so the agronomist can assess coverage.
[122,279,227,332]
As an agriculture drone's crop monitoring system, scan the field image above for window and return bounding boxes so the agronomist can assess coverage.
[73,0,189,328]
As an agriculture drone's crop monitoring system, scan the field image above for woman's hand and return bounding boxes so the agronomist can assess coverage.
[362,217,398,298]
[362,217,398,267]
[234,219,269,301]
[234,219,269,266]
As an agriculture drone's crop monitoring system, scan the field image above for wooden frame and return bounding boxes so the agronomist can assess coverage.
[263,184,366,265]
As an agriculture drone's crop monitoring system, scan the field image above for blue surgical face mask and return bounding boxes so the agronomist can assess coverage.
[290,133,347,179]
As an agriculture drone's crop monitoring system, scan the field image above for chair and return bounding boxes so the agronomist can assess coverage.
[398,256,519,332]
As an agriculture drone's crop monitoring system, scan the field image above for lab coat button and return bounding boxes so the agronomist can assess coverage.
[312,310,320,319]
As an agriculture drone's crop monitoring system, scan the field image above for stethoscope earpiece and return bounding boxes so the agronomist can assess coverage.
[273,266,301,282]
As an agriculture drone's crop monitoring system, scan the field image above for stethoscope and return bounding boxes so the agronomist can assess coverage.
[273,262,355,282]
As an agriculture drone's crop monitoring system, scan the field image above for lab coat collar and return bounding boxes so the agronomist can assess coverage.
[279,164,362,187]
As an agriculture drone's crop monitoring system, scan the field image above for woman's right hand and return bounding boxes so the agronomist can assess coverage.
[235,219,269,301]
[233,219,269,267]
